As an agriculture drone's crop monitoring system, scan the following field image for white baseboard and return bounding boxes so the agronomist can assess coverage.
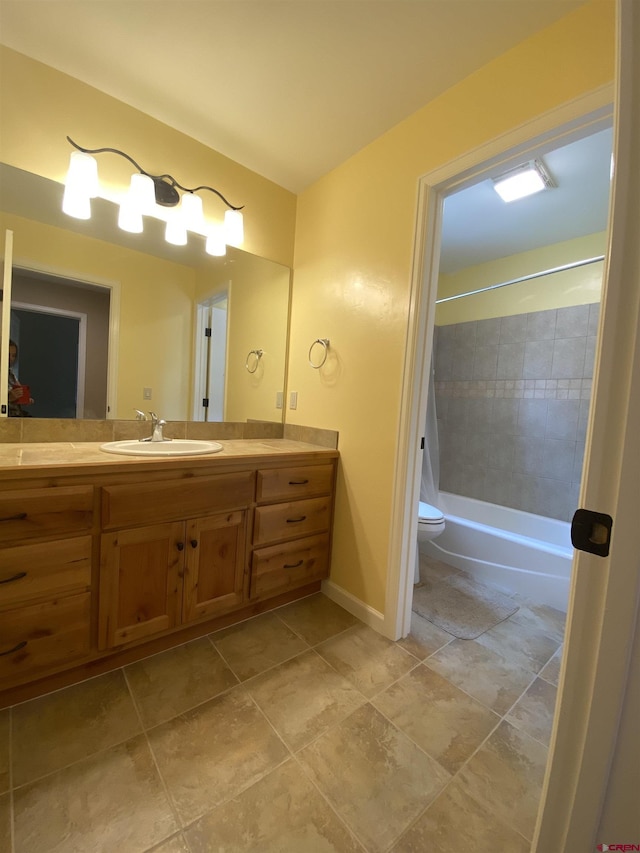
[321,579,385,633]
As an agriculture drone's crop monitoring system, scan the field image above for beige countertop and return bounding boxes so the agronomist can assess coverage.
[0,439,338,478]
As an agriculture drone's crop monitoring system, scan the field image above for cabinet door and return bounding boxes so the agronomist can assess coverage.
[182,511,246,622]
[99,521,184,649]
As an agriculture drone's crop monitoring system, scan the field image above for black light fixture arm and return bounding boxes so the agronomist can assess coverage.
[66,136,244,210]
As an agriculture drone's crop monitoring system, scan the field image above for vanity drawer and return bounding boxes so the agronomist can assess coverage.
[102,471,255,529]
[0,592,91,682]
[251,533,330,598]
[0,486,94,545]
[256,464,334,503]
[253,496,332,546]
[0,536,92,609]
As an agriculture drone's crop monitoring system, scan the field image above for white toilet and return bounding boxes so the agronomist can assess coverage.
[415,501,445,583]
[417,501,445,543]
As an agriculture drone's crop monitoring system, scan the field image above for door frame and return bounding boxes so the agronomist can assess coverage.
[386,86,614,643]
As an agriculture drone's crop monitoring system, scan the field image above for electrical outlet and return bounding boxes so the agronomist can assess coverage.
[289,391,298,410]
[143,387,152,400]
[276,391,283,409]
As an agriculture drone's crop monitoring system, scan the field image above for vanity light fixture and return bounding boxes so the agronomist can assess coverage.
[492,159,555,203]
[63,137,244,254]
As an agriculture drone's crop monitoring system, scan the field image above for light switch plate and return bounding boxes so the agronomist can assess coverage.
[289,391,298,409]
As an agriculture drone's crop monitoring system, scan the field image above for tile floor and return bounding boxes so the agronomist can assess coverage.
[0,556,565,853]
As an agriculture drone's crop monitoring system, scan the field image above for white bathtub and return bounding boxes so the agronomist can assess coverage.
[420,491,573,612]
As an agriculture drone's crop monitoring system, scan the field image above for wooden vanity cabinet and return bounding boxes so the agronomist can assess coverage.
[99,473,252,649]
[0,486,95,683]
[251,463,335,599]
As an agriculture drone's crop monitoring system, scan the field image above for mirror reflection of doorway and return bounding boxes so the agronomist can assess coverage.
[193,290,228,421]
[10,268,110,418]
[11,305,83,418]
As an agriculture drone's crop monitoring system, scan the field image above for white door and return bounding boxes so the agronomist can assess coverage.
[0,230,14,417]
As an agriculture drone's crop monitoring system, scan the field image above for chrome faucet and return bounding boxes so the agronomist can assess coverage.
[140,411,172,442]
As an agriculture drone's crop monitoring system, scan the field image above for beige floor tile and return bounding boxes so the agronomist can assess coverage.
[12,669,141,787]
[426,638,535,714]
[246,649,366,751]
[473,616,560,674]
[299,704,450,853]
[147,687,289,825]
[454,720,548,840]
[317,624,416,698]
[0,709,9,794]
[392,782,530,852]
[418,555,460,583]
[210,612,309,681]
[0,792,10,853]
[372,664,500,773]
[397,611,453,660]
[145,832,191,852]
[125,637,238,728]
[512,599,567,643]
[185,758,364,852]
[13,734,177,853]
[507,677,557,745]
[276,592,359,645]
[539,644,563,686]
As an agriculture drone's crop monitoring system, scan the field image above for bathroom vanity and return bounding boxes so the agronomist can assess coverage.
[0,439,338,707]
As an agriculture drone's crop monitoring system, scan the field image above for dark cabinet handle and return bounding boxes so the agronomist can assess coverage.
[190,540,198,549]
[0,512,27,523]
[0,640,27,657]
[288,479,309,485]
[286,516,307,523]
[0,571,27,585]
[176,542,185,551]
[283,560,304,569]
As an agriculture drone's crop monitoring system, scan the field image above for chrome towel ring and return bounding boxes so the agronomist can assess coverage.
[245,349,263,374]
[309,338,330,369]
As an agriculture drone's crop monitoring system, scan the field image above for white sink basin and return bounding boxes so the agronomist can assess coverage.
[100,439,224,457]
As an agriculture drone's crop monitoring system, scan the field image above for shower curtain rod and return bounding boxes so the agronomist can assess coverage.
[435,255,605,304]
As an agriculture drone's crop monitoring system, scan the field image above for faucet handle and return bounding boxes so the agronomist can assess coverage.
[149,411,158,424]
[133,409,147,421]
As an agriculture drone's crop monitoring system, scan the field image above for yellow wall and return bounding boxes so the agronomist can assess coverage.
[290,0,615,613]
[0,46,297,268]
[1,210,196,419]
[436,231,607,325]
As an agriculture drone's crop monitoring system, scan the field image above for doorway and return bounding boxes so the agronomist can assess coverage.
[193,289,229,421]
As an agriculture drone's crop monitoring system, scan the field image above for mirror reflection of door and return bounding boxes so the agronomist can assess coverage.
[10,268,110,418]
[11,305,83,418]
[193,291,228,422]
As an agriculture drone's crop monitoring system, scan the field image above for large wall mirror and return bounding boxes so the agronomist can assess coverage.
[0,163,291,423]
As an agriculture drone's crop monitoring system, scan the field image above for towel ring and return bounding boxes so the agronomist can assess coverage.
[309,338,330,369]
[245,349,263,374]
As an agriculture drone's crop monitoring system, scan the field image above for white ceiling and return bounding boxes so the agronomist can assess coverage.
[0,0,587,193]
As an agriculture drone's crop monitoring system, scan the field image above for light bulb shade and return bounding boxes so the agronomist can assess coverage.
[118,199,143,233]
[129,173,156,214]
[165,214,187,246]
[181,192,205,232]
[224,209,244,246]
[205,226,226,257]
[65,151,99,198]
[62,183,92,219]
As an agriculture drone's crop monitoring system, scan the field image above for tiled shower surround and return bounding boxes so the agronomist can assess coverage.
[433,303,599,522]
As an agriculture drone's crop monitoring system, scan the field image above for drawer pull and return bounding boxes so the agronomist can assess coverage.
[190,539,198,549]
[283,560,304,569]
[286,516,307,524]
[288,479,309,486]
[0,571,27,585]
[0,512,27,523]
[0,640,27,657]
[176,542,185,552]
